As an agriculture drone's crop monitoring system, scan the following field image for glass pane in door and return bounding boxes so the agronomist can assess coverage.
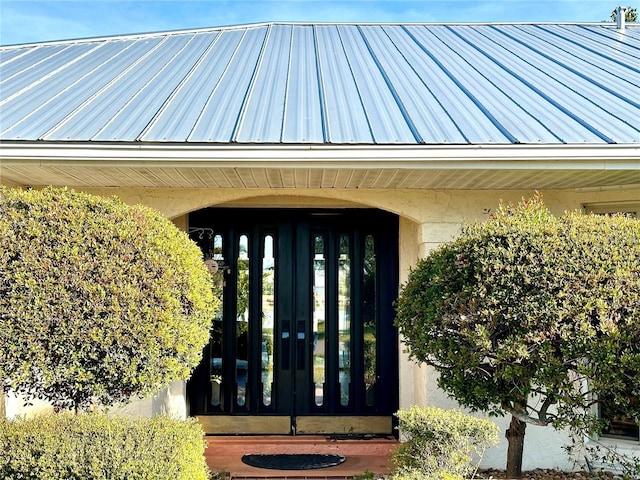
[363,235,377,406]
[338,234,351,407]
[209,234,224,407]
[236,234,250,407]
[262,235,275,407]
[312,234,326,407]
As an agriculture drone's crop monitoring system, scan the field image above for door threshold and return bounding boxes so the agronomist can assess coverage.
[197,415,394,436]
[205,435,398,455]
[197,415,291,435]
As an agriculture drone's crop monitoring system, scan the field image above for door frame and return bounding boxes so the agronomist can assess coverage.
[186,208,399,435]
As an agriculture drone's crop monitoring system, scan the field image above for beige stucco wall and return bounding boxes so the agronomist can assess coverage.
[4,185,640,469]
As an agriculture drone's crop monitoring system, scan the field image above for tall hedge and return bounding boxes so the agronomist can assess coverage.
[0,187,219,410]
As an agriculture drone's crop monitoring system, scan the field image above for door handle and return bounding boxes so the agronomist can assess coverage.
[281,321,290,370]
[296,320,306,370]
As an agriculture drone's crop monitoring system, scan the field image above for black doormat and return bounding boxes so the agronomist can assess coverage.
[241,453,346,470]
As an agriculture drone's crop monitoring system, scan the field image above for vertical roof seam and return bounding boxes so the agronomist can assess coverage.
[0,47,34,68]
[335,25,375,142]
[139,31,222,141]
[2,23,638,146]
[187,29,248,142]
[279,26,295,142]
[431,26,564,143]
[231,24,273,142]
[446,26,615,143]
[483,26,640,132]
[380,25,469,143]
[0,43,103,107]
[312,25,329,143]
[0,45,69,86]
[576,24,640,52]
[503,26,640,108]
[0,40,138,137]
[533,25,640,75]
[40,36,171,140]
[93,34,200,139]
[402,25,518,143]
[356,25,423,143]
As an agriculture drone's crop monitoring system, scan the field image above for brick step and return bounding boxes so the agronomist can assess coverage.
[205,436,398,479]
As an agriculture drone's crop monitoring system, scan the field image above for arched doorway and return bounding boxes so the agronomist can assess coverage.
[187,208,399,435]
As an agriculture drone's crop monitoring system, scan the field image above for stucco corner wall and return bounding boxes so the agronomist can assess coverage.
[107,381,187,420]
[4,383,187,421]
[5,393,55,419]
[482,412,576,471]
[400,366,577,471]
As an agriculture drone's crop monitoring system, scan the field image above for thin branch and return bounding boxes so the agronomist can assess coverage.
[501,402,549,426]
[537,395,556,422]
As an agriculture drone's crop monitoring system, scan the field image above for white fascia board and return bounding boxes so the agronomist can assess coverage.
[1,142,639,170]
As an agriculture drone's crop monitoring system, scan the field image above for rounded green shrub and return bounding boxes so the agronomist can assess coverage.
[395,195,640,477]
[0,186,219,410]
[392,406,499,480]
[0,412,210,480]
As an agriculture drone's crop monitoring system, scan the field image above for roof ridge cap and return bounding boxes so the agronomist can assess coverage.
[1,21,625,48]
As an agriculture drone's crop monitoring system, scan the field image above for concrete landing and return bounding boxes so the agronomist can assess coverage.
[205,436,398,479]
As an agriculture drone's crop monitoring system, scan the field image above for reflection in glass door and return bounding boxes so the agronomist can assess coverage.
[338,234,351,407]
[262,235,275,407]
[186,209,399,435]
[313,235,326,407]
[236,234,249,408]
[363,235,377,406]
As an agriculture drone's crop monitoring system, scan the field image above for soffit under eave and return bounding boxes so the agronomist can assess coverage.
[2,165,640,190]
[1,143,638,190]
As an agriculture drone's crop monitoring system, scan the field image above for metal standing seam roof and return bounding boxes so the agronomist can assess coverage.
[0,22,639,145]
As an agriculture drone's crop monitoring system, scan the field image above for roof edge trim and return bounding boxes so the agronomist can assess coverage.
[1,142,638,169]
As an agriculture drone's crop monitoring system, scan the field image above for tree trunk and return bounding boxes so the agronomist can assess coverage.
[505,414,527,478]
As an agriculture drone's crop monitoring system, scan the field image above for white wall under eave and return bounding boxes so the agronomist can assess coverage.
[78,187,510,223]
[2,185,638,224]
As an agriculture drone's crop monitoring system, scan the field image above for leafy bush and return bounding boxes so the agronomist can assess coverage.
[0,413,210,480]
[392,406,499,480]
[0,186,219,411]
[395,195,640,477]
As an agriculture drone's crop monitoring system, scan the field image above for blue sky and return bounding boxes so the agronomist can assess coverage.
[0,0,634,45]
